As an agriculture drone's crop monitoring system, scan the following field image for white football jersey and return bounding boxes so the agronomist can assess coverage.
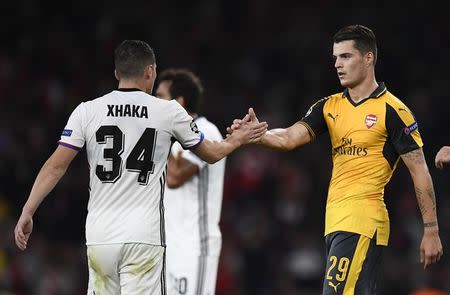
[164,117,225,256]
[59,89,204,246]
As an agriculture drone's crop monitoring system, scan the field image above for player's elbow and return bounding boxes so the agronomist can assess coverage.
[44,158,69,178]
[270,141,297,152]
[410,165,431,181]
[167,176,183,189]
[280,142,297,151]
[166,172,194,188]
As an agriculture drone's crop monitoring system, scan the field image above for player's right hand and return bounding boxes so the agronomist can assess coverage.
[14,213,34,251]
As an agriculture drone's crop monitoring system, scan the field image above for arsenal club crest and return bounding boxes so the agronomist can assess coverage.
[365,114,377,129]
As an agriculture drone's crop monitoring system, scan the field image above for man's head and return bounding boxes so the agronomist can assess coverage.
[332,25,377,88]
[114,40,157,93]
[156,69,204,114]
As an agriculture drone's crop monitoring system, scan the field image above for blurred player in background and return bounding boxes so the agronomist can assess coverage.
[228,25,443,295]
[14,40,267,295]
[409,288,448,295]
[435,146,450,169]
[156,69,225,295]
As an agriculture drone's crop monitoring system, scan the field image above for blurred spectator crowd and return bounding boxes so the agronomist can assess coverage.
[0,0,449,294]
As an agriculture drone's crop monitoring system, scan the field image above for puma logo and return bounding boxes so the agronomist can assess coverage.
[398,107,409,113]
[328,112,338,122]
[328,281,341,293]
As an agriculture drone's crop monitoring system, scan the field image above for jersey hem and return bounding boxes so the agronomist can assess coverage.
[58,141,82,151]
[186,132,205,150]
[398,143,424,155]
[324,228,388,246]
[297,121,316,141]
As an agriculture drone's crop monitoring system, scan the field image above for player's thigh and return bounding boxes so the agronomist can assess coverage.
[86,244,122,295]
[322,231,383,295]
[119,243,166,295]
[167,254,220,295]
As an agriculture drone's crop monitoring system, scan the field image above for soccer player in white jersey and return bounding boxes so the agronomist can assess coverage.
[14,40,268,295]
[155,69,225,295]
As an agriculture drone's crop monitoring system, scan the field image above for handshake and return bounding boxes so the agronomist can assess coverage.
[225,108,267,145]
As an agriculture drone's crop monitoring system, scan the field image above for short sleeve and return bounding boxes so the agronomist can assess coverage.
[58,103,86,151]
[170,101,204,149]
[385,102,423,155]
[298,97,328,140]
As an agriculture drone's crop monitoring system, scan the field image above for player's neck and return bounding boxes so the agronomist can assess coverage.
[348,78,378,103]
[117,80,147,93]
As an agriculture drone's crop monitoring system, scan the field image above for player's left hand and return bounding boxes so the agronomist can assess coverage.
[226,115,249,136]
[226,108,266,144]
[226,108,261,137]
[14,212,34,251]
[420,228,443,269]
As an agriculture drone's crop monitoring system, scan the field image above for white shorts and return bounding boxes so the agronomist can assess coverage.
[166,252,219,295]
[86,243,166,295]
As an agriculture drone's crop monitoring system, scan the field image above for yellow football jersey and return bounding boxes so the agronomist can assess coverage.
[300,83,423,245]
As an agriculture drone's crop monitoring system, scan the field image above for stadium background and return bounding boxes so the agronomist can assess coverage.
[0,0,449,294]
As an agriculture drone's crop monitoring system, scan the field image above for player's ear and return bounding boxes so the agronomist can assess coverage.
[146,64,156,79]
[366,52,374,67]
[114,69,120,81]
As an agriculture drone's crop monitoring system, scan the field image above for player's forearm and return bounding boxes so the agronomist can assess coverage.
[195,137,241,164]
[411,170,439,230]
[401,148,439,230]
[259,129,298,151]
[22,159,68,216]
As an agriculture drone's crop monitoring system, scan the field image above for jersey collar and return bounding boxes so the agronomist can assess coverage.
[342,82,387,106]
[117,88,144,92]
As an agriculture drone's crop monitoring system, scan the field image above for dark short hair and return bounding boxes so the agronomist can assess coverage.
[114,40,156,79]
[333,25,377,65]
[158,68,204,113]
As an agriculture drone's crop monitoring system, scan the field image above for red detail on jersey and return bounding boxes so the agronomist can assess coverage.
[365,114,378,129]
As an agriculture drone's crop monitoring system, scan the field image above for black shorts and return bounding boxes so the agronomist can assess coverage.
[322,231,384,295]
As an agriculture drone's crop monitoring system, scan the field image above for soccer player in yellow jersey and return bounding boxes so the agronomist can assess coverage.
[228,25,443,295]
[435,146,450,169]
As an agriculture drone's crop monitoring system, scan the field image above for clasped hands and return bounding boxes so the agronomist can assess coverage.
[226,108,266,144]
